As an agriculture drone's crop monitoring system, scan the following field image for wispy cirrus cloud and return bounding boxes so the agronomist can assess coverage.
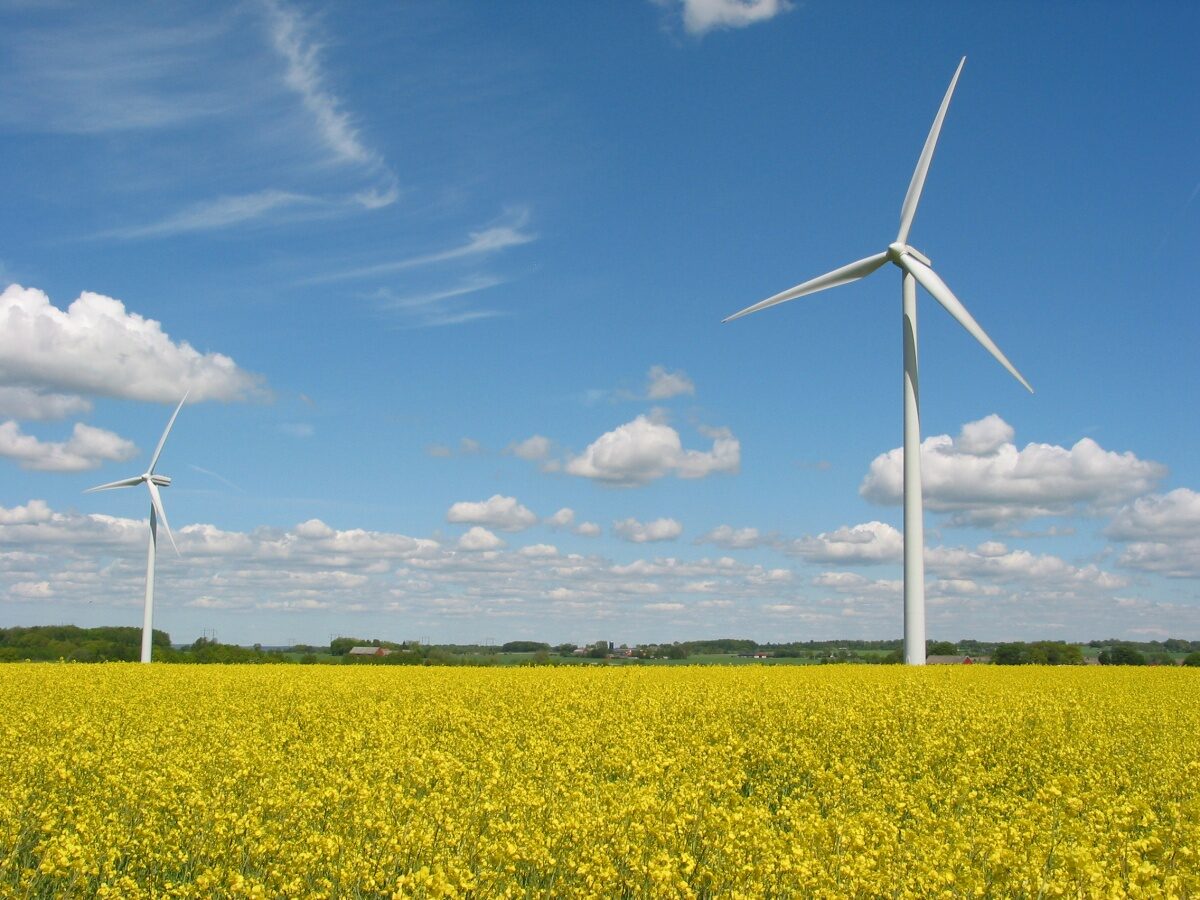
[0,7,248,134]
[373,276,507,327]
[99,190,322,239]
[262,0,380,169]
[305,208,536,284]
[1,1,397,239]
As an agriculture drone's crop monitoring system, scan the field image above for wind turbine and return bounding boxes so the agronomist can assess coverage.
[85,393,188,664]
[724,58,1032,665]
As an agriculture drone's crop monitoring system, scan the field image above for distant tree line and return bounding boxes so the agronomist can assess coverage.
[991,642,1084,665]
[0,626,168,662]
[7,626,1200,666]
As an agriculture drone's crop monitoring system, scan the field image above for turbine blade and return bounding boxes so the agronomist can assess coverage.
[896,57,966,245]
[898,254,1033,393]
[723,252,888,322]
[84,475,144,493]
[148,391,189,475]
[145,481,179,556]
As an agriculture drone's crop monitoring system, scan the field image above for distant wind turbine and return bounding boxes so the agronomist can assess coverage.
[85,393,188,664]
[724,58,1032,665]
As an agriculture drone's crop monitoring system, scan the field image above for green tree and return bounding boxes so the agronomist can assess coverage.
[1182,652,1200,667]
[927,640,957,656]
[1098,646,1146,666]
[1028,642,1083,665]
[992,643,1029,665]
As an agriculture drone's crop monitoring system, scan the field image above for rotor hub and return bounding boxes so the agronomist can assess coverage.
[887,242,931,267]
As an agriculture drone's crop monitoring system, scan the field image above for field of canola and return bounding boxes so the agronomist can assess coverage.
[1,664,1198,898]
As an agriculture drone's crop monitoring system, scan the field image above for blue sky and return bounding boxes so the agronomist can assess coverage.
[1,0,1198,646]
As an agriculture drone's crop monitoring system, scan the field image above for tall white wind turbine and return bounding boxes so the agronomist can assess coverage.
[724,58,1032,665]
[85,393,188,664]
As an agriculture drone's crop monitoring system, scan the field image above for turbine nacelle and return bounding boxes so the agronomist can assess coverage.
[149,474,172,487]
[887,243,930,267]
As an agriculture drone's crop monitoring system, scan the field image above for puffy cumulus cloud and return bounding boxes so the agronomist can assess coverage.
[0,285,268,403]
[0,499,53,525]
[696,524,773,549]
[1,499,1175,639]
[518,544,559,558]
[565,415,739,486]
[1107,489,1200,541]
[613,517,684,544]
[926,542,1128,591]
[545,507,601,538]
[646,365,695,400]
[787,521,903,565]
[446,495,537,532]
[655,0,792,36]
[0,421,137,472]
[812,571,901,598]
[955,414,1015,455]
[457,526,505,551]
[860,415,1166,524]
[0,387,92,421]
[10,580,52,600]
[1107,489,1200,578]
[509,435,551,461]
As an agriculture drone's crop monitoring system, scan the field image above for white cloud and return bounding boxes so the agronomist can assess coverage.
[0,387,92,421]
[860,415,1166,524]
[519,544,559,558]
[457,526,505,552]
[0,286,268,404]
[566,415,739,486]
[788,521,904,565]
[646,365,695,400]
[308,208,535,284]
[926,541,1128,591]
[10,581,52,600]
[279,423,314,438]
[262,0,380,169]
[812,571,901,598]
[1,499,1185,639]
[613,517,684,543]
[511,435,552,461]
[446,495,537,532]
[546,508,575,529]
[1107,488,1200,541]
[0,500,53,525]
[576,522,602,538]
[0,421,137,472]
[0,10,240,135]
[102,190,320,239]
[656,0,793,36]
[374,276,507,329]
[1107,489,1200,578]
[697,524,772,549]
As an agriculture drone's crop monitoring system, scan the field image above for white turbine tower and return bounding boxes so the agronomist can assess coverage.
[724,58,1032,665]
[85,393,188,664]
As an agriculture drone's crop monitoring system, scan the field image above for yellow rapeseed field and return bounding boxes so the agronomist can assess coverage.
[1,664,1197,898]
